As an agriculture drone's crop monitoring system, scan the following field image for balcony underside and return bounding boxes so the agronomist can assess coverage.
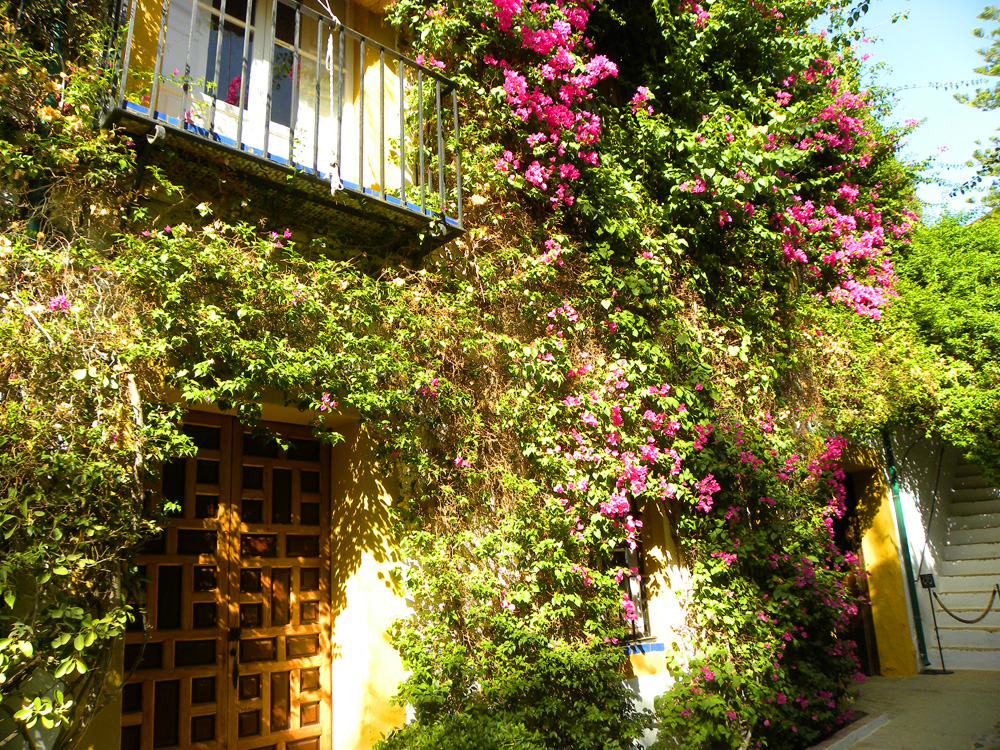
[107,104,461,258]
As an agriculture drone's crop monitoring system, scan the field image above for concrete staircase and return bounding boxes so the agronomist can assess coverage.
[933,458,1000,670]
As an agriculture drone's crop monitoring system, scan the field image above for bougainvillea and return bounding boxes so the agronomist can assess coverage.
[485,0,619,207]
[378,0,920,747]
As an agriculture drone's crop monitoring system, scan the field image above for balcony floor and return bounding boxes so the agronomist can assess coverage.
[107,104,461,259]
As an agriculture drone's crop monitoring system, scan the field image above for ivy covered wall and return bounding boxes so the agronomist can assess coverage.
[0,0,963,749]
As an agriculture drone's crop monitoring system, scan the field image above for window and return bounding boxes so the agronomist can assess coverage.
[613,539,651,639]
[143,0,347,166]
[205,0,255,110]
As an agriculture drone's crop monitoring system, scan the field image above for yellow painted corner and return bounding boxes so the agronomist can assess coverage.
[75,640,124,750]
[851,461,918,676]
[626,649,668,678]
[637,498,688,677]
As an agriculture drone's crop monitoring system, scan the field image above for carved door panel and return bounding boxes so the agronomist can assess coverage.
[121,415,331,750]
[228,422,331,750]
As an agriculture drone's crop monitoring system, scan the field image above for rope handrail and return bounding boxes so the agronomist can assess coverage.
[931,583,1000,625]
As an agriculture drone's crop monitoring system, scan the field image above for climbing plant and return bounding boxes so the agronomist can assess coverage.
[0,0,929,749]
[377,0,919,748]
[891,214,1000,483]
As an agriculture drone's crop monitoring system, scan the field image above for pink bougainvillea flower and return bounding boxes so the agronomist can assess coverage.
[630,85,653,115]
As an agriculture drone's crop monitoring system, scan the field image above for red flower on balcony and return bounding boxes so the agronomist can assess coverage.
[226,75,242,106]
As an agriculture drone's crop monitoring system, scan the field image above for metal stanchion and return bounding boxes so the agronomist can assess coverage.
[920,574,953,674]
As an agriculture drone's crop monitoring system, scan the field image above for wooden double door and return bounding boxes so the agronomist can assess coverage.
[121,414,332,750]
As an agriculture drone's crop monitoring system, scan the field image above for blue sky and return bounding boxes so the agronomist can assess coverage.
[851,0,999,215]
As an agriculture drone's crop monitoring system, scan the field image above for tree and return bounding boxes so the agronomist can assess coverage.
[895,214,1000,481]
[956,5,1000,196]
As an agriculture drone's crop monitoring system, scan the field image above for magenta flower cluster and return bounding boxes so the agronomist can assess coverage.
[226,75,242,107]
[675,60,916,320]
[767,74,916,318]
[680,0,711,26]
[487,0,617,207]
[775,188,912,319]
[47,294,71,312]
[630,86,653,115]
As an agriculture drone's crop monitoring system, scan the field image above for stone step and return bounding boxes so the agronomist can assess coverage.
[949,498,1000,517]
[944,542,1000,561]
[953,474,992,490]
[955,460,981,478]
[936,626,1000,649]
[950,525,1000,545]
[936,573,1000,592]
[941,558,1000,576]
[952,486,1000,503]
[949,513,1000,532]
[932,589,999,609]
[931,647,1000,671]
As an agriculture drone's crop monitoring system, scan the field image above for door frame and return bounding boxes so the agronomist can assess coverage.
[120,412,332,750]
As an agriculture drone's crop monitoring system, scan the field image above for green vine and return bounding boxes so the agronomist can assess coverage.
[0,1,955,749]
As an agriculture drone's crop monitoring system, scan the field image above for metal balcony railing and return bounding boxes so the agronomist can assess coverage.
[104,0,463,239]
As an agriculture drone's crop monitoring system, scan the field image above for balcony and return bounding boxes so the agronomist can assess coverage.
[103,0,463,252]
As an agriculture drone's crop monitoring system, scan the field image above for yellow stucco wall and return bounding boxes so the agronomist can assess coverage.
[348,3,406,193]
[328,421,408,750]
[627,650,667,677]
[128,0,162,73]
[75,641,124,750]
[843,446,918,676]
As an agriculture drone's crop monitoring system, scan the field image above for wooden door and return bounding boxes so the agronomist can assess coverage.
[228,421,332,750]
[834,471,881,676]
[121,414,331,750]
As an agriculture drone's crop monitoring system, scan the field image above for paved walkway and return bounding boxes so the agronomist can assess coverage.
[849,670,1000,750]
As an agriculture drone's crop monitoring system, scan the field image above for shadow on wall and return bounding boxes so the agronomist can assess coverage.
[893,435,950,580]
[840,446,885,536]
[852,468,880,539]
[622,498,689,682]
[325,419,410,748]
[328,420,401,631]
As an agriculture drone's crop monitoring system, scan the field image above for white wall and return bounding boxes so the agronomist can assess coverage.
[625,672,674,749]
[887,430,957,669]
